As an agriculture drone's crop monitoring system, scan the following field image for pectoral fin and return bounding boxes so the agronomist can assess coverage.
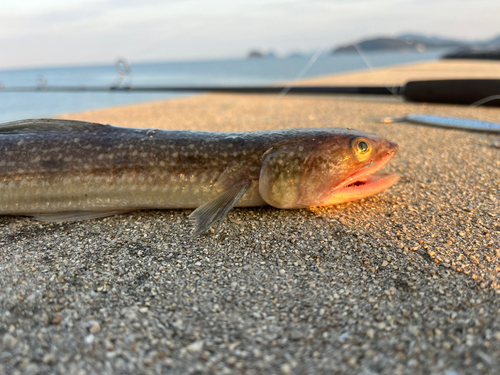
[31,210,129,222]
[189,181,251,237]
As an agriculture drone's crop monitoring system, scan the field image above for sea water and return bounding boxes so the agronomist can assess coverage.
[0,50,448,123]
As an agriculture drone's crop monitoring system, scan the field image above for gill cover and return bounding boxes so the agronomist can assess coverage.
[258,131,389,209]
[258,142,308,209]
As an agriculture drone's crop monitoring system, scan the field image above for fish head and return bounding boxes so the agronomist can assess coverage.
[259,129,399,209]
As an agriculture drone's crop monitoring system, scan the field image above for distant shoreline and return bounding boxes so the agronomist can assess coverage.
[331,33,499,55]
[0,50,447,123]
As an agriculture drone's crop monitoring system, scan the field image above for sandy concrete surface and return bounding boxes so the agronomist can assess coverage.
[297,59,500,86]
[1,60,500,374]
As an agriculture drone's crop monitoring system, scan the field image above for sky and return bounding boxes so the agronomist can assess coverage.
[0,0,499,70]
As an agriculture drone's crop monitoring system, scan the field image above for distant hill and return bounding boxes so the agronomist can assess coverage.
[248,33,500,60]
[441,34,500,60]
[442,47,500,60]
[397,34,467,46]
[247,50,277,59]
[332,34,466,54]
[486,35,500,47]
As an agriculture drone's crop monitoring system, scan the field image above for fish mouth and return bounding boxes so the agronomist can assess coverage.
[324,148,400,205]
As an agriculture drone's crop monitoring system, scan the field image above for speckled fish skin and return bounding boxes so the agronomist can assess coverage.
[0,119,265,214]
[0,119,399,234]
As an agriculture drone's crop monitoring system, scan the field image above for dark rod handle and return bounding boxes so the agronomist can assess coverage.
[402,79,500,107]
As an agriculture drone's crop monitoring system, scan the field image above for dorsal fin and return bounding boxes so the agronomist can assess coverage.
[0,118,107,134]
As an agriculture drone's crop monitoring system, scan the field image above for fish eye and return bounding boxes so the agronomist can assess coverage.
[350,137,372,161]
[358,141,369,153]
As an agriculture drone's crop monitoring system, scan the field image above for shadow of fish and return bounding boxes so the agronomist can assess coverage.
[0,119,399,237]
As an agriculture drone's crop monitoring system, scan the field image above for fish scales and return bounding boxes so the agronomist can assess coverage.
[0,119,399,235]
[0,124,272,213]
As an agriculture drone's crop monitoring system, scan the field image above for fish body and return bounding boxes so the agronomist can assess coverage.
[0,119,399,235]
[381,114,500,133]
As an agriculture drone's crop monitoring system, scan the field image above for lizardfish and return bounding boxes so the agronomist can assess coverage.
[0,119,399,236]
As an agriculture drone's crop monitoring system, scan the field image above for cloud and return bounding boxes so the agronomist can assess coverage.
[0,0,499,69]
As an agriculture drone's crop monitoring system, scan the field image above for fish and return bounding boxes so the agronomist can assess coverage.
[380,114,500,133]
[0,119,399,236]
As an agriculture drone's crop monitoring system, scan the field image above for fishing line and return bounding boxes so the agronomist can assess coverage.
[113,57,179,127]
[470,95,500,107]
[219,45,373,124]
[221,41,421,125]
[277,47,325,98]
[353,43,499,115]
[114,58,132,88]
[352,43,404,103]
[218,46,345,124]
[352,46,500,111]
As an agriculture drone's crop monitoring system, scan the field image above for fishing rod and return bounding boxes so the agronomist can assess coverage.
[1,79,499,107]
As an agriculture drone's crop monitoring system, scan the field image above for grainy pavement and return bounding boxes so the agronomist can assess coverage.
[1,61,500,374]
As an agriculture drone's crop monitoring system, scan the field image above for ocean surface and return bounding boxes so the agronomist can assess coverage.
[0,50,448,123]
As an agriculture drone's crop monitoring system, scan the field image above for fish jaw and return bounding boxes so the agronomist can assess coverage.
[323,172,400,205]
[321,146,399,206]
